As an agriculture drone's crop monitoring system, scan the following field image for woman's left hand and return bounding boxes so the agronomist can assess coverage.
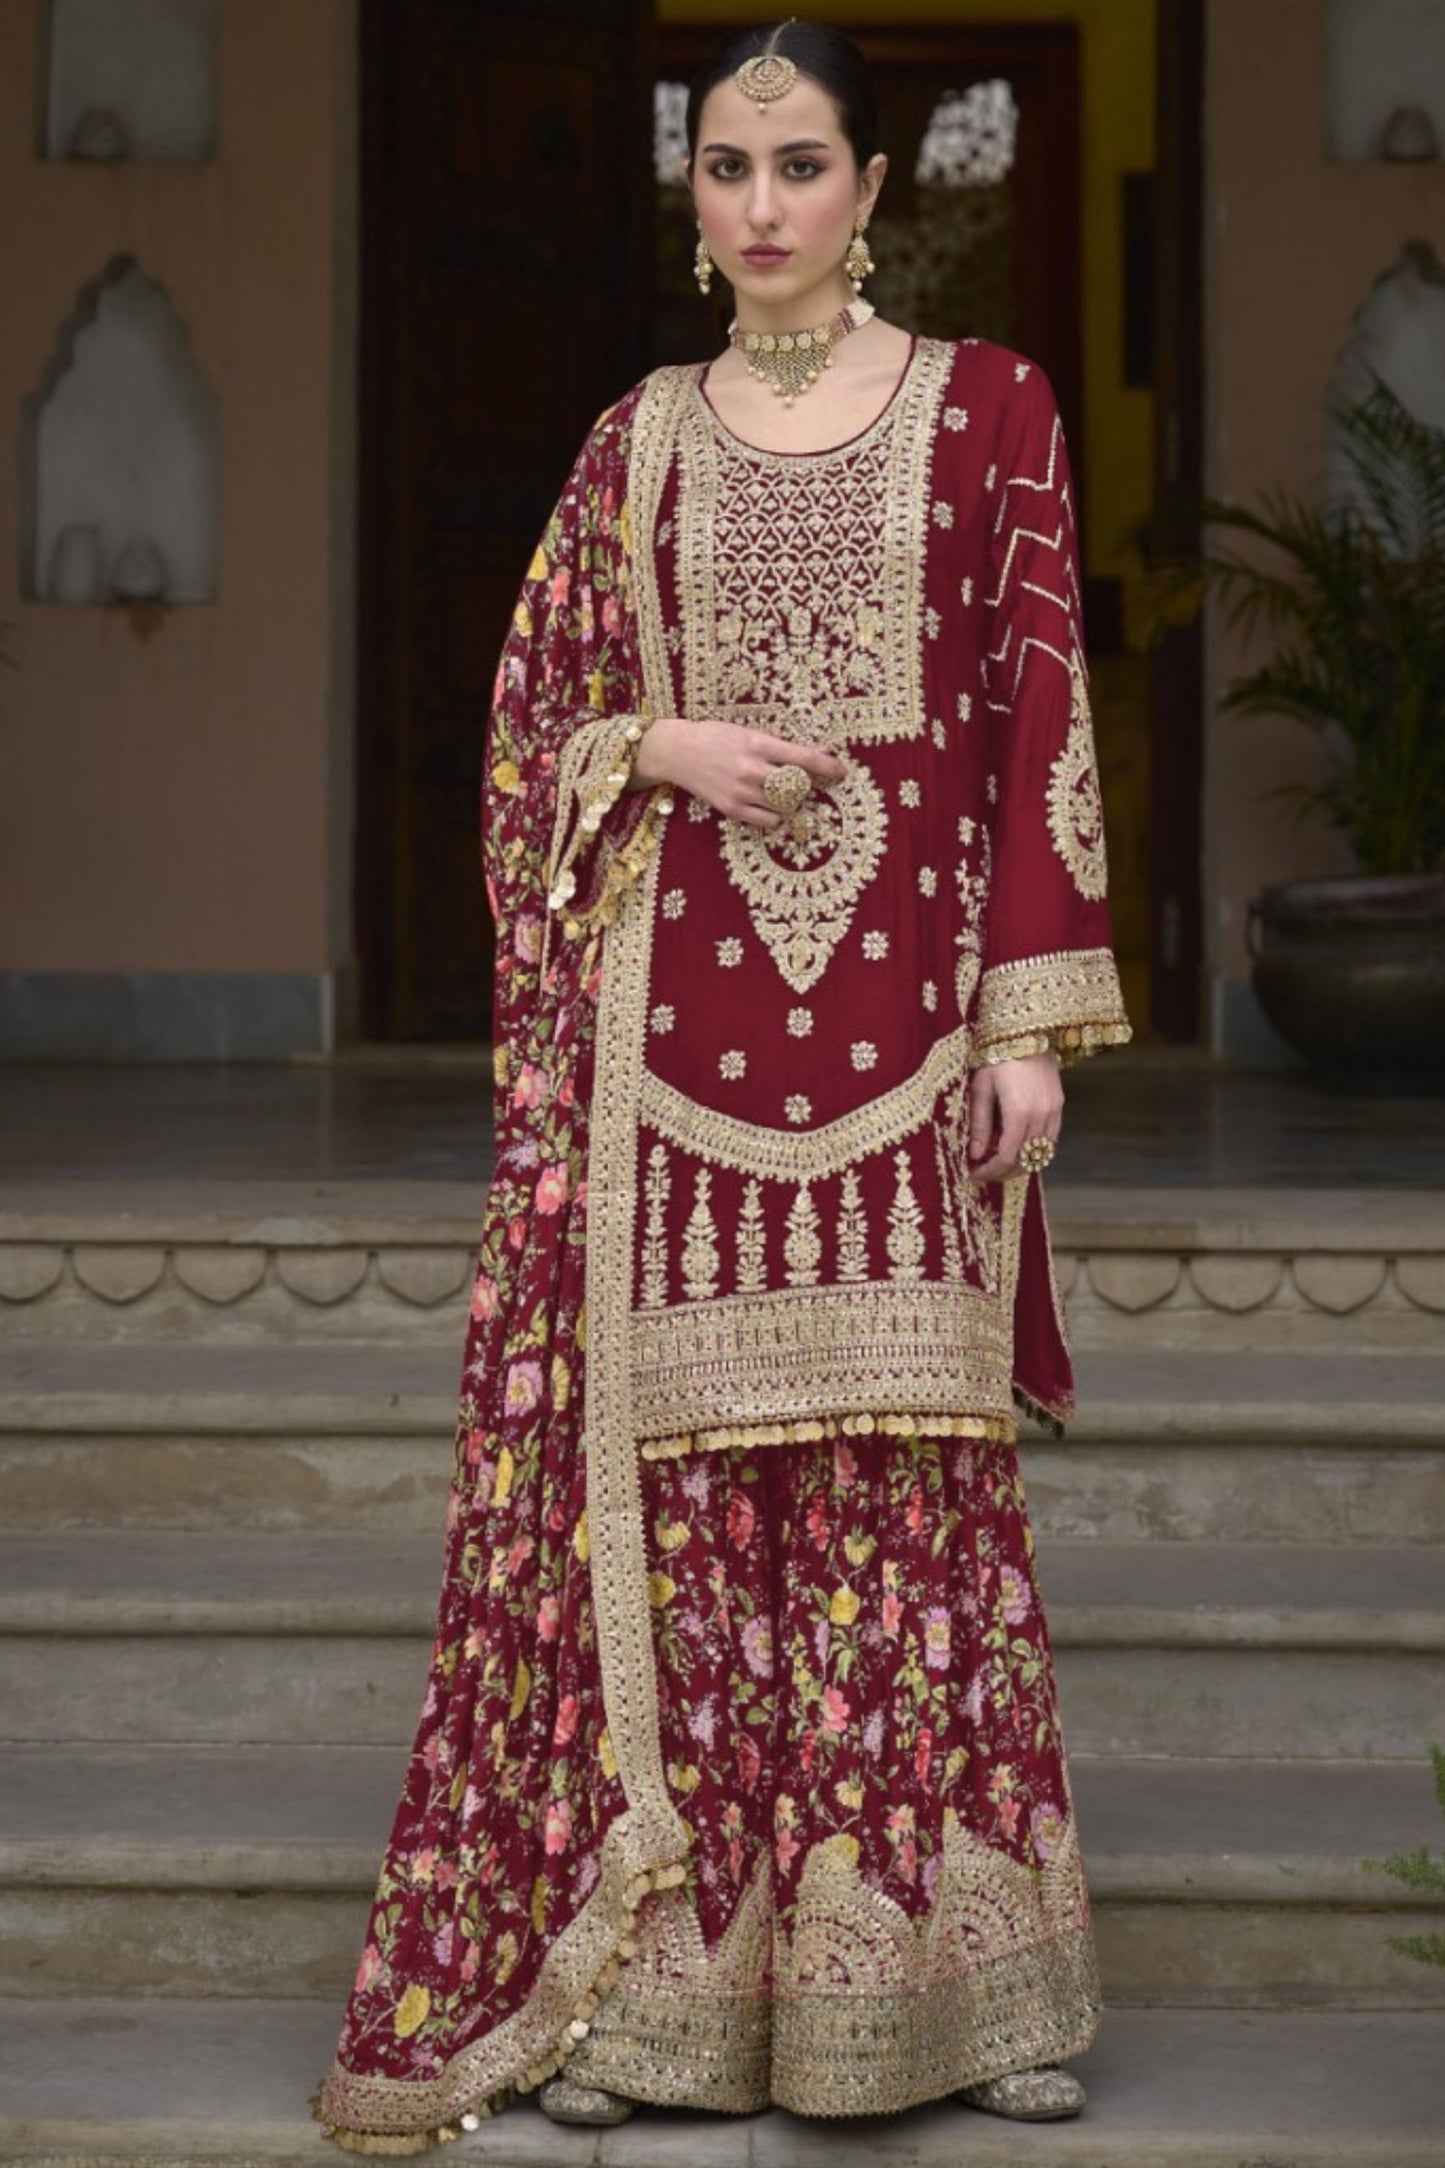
[965,1052,1063,1184]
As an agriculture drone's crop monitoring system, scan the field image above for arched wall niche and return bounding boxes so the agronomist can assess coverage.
[43,0,220,162]
[21,254,222,605]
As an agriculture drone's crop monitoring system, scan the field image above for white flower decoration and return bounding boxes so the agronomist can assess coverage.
[915,81,1019,190]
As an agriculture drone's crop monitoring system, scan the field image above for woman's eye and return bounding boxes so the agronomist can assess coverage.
[707,158,744,181]
[785,160,822,179]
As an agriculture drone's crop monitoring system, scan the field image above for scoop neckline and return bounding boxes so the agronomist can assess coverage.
[695,333,920,462]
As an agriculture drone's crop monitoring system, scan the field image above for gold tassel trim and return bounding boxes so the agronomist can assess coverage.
[639,1407,1017,1461]
[1013,1381,1068,1439]
[557,789,673,942]
[310,1857,689,2157]
[978,1017,1133,1068]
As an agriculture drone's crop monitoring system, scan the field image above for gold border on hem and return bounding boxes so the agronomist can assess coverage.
[641,1024,972,1184]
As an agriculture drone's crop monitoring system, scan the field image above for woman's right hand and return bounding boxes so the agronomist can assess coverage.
[630,716,847,829]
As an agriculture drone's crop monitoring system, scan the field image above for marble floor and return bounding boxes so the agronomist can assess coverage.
[1,1044,1442,1190]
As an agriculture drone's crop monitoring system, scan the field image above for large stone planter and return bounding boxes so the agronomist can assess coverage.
[1247,873,1445,1093]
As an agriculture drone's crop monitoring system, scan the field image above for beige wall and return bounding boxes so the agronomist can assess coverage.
[1204,0,1445,1050]
[0,1,357,1001]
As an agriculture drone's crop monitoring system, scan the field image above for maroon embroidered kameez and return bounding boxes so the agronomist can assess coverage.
[314,334,1131,2152]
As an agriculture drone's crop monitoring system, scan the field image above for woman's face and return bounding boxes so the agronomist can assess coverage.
[691,73,884,310]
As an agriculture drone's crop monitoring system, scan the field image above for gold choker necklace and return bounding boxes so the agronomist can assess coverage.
[727,297,876,407]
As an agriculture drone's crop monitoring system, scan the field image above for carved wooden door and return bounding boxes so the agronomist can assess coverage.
[358,0,654,1040]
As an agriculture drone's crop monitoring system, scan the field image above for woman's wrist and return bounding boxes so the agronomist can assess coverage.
[627,714,676,793]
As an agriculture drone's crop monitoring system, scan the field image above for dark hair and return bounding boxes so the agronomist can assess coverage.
[685,18,879,173]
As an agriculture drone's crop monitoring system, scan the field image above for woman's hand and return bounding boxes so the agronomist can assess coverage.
[630,716,847,828]
[966,1052,1064,1184]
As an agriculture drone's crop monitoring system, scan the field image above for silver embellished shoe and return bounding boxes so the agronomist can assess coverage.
[957,2064,1086,2120]
[537,2075,638,2126]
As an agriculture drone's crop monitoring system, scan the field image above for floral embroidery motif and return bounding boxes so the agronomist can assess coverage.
[785,1094,812,1125]
[923,981,939,1011]
[662,888,688,919]
[719,1049,747,1080]
[787,1008,814,1037]
[851,1041,879,1071]
[943,405,969,430]
[918,866,938,898]
[1045,654,1109,900]
[650,1004,675,1034]
[862,931,890,960]
[836,1169,870,1281]
[887,1150,927,1281]
[737,1179,768,1294]
[682,1167,721,1302]
[932,500,955,528]
[784,1185,823,1287]
[717,937,744,967]
[899,778,922,809]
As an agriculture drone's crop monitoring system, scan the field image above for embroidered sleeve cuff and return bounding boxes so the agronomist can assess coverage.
[974,948,1132,1068]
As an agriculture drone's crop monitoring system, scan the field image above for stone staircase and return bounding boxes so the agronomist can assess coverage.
[0,1182,1442,2164]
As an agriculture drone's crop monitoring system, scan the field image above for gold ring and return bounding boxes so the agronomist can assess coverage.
[762,762,813,817]
[1018,1136,1056,1173]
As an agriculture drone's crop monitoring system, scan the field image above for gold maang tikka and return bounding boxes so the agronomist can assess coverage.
[734,23,800,110]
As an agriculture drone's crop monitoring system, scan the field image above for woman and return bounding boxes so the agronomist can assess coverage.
[313,17,1131,2154]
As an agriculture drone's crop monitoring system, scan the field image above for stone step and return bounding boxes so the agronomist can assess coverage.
[1,1533,1441,1759]
[1,1180,1442,1349]
[2,1342,1443,1543]
[0,1998,1440,2165]
[1,1747,1440,2009]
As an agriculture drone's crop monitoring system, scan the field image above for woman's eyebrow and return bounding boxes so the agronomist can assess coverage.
[701,139,833,156]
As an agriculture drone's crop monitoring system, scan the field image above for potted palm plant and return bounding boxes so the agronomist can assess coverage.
[1147,374,1445,1093]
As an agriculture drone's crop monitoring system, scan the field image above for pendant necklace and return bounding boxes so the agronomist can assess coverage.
[726,295,877,408]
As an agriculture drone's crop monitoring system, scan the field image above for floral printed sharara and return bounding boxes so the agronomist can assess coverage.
[313,330,1132,2152]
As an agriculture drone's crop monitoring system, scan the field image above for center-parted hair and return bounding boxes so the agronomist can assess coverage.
[685,18,880,173]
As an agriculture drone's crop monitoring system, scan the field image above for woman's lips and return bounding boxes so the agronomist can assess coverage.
[742,247,791,265]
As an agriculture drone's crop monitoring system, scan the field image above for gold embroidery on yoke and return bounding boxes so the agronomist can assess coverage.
[675,343,954,987]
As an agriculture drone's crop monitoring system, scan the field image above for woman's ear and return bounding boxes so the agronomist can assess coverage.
[859,150,888,219]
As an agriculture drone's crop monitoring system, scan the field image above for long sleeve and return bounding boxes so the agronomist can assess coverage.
[974,360,1132,1066]
[482,389,669,1138]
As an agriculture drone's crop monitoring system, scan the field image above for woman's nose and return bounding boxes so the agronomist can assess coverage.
[746,184,780,229]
